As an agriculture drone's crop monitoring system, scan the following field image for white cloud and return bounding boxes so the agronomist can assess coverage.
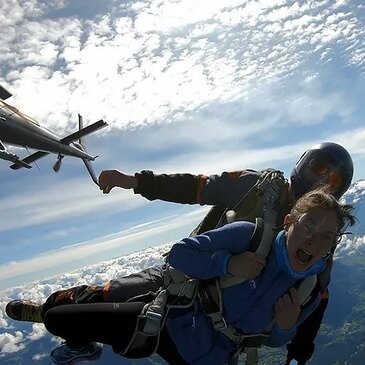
[0,331,25,353]
[27,324,47,341]
[32,352,49,361]
[0,302,9,329]
[1,0,365,134]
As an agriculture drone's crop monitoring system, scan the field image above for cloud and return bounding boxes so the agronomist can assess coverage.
[0,242,172,356]
[27,324,47,341]
[1,0,365,134]
[32,352,49,361]
[0,301,10,329]
[1,240,173,304]
[0,331,25,353]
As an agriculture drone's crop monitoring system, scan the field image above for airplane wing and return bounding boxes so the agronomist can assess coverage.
[0,139,32,169]
[0,85,12,100]
[9,151,48,170]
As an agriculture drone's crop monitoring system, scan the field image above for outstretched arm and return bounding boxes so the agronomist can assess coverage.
[98,169,261,207]
[98,169,200,203]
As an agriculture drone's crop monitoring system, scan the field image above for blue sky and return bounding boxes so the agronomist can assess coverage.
[1,0,365,289]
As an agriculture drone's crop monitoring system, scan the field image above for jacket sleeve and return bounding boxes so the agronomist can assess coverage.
[265,324,297,348]
[133,169,259,207]
[134,170,201,204]
[168,221,255,279]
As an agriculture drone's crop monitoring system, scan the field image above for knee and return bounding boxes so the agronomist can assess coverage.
[43,307,63,336]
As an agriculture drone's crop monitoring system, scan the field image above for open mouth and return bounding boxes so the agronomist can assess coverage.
[296,249,313,265]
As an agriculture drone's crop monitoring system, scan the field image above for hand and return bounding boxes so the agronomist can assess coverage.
[98,170,137,194]
[275,288,301,330]
[227,252,266,279]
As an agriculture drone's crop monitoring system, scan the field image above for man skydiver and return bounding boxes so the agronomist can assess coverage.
[97,141,354,365]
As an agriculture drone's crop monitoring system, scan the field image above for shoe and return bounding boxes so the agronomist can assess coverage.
[5,300,43,323]
[50,342,103,364]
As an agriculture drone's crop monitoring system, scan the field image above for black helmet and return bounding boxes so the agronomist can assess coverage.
[290,142,354,199]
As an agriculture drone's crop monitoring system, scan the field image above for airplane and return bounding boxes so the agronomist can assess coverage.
[0,85,107,185]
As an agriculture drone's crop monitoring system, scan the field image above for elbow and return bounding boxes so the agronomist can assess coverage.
[168,243,186,269]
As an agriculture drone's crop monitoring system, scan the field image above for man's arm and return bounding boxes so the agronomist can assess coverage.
[98,169,260,207]
[99,169,202,203]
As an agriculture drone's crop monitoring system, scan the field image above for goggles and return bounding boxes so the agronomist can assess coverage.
[307,159,342,191]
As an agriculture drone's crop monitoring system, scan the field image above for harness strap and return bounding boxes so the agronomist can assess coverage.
[245,348,259,365]
[143,289,168,335]
[201,274,318,365]
[142,268,200,336]
[219,171,284,289]
[297,276,317,306]
[200,280,270,348]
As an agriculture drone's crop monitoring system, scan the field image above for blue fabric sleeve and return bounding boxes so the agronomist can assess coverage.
[265,324,297,347]
[222,254,231,276]
[168,221,255,279]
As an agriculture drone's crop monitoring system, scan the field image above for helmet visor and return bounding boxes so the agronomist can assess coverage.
[292,143,353,199]
[296,151,343,193]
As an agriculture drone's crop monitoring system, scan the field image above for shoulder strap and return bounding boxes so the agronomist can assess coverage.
[296,276,318,306]
[219,170,286,289]
[250,217,264,252]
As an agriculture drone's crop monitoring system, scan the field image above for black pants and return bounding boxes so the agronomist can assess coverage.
[41,267,165,316]
[44,302,188,365]
[286,294,329,364]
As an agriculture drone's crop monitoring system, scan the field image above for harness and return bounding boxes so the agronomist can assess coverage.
[121,170,317,364]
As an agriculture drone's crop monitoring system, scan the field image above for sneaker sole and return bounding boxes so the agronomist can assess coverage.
[50,347,103,365]
[5,300,43,322]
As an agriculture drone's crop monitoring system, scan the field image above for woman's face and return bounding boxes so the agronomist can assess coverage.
[285,207,339,272]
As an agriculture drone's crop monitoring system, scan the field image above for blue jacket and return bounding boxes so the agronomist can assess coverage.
[165,221,325,365]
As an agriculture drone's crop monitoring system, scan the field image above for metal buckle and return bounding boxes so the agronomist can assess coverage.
[146,309,163,321]
[212,315,227,330]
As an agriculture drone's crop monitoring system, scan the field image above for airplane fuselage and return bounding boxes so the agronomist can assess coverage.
[0,99,94,160]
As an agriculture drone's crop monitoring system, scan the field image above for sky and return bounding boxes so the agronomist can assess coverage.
[1,0,365,289]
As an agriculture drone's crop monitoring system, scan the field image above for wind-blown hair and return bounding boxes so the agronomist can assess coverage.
[290,185,356,237]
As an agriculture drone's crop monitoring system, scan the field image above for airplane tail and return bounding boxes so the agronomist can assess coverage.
[76,114,101,186]
[82,158,100,185]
